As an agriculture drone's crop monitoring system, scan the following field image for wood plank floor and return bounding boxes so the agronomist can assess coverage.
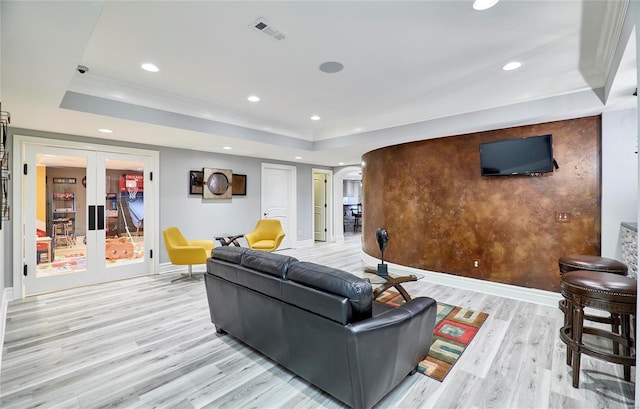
[1,234,635,408]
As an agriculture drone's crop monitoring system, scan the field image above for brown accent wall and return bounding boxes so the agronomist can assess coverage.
[362,116,601,292]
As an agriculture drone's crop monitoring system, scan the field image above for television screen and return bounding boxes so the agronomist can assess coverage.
[479,134,553,176]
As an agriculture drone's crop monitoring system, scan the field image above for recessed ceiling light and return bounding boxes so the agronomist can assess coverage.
[339,162,345,165]
[98,128,113,133]
[295,156,302,160]
[141,63,159,72]
[248,95,260,102]
[319,61,344,74]
[502,61,522,71]
[473,0,499,10]
[310,115,321,121]
[223,146,232,150]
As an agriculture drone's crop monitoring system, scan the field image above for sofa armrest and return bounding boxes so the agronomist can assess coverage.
[345,297,437,409]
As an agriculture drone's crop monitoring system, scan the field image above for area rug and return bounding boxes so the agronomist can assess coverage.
[377,290,489,381]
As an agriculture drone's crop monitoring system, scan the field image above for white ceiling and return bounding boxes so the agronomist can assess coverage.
[1,1,637,167]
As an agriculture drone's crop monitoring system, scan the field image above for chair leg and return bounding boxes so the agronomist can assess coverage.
[171,265,201,282]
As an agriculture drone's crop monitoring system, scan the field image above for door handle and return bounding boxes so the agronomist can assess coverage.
[88,205,96,231]
[97,205,105,230]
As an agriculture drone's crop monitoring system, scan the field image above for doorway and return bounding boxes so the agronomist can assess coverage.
[313,169,333,242]
[261,163,296,250]
[14,136,159,297]
[333,166,362,242]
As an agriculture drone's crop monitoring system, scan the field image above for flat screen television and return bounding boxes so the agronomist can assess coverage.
[479,134,554,176]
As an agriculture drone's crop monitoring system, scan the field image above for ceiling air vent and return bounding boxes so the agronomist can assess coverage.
[253,18,286,41]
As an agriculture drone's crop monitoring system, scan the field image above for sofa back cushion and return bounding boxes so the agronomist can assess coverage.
[211,246,247,264]
[241,250,298,279]
[286,262,373,322]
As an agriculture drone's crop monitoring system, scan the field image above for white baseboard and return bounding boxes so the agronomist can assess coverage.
[157,263,207,275]
[361,251,562,308]
[295,239,315,248]
[0,287,13,375]
[335,234,345,243]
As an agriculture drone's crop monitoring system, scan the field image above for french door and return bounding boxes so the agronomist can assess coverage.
[22,143,154,295]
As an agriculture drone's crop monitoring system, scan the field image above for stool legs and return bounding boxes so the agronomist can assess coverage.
[621,314,632,382]
[562,301,635,387]
[564,297,573,366]
[571,301,584,388]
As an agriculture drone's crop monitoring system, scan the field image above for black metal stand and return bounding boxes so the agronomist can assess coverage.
[377,263,388,277]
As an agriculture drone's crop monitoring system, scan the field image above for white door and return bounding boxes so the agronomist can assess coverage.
[313,173,327,241]
[23,144,153,295]
[261,163,296,250]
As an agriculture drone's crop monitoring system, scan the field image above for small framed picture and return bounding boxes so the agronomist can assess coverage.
[203,168,232,200]
[232,174,247,196]
[189,170,203,195]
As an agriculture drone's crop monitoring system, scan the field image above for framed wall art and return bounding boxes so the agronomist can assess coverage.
[203,167,232,199]
[232,174,247,196]
[189,170,203,195]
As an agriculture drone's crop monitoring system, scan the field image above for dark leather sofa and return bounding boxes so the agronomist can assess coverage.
[204,246,437,409]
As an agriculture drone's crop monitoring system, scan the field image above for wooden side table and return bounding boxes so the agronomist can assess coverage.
[215,234,244,247]
[364,266,417,302]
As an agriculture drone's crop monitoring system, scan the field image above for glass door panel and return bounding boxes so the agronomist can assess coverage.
[24,145,96,295]
[98,152,151,281]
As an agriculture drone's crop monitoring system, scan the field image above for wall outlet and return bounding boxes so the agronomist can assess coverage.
[473,260,479,268]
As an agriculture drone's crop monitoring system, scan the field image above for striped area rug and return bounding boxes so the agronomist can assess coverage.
[377,291,489,381]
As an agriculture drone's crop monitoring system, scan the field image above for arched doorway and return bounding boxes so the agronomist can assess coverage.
[333,166,362,242]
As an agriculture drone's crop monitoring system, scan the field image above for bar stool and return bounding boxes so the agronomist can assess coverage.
[558,255,628,330]
[559,270,636,388]
[559,255,628,275]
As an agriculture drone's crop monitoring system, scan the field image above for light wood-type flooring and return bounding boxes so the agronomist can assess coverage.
[1,235,635,408]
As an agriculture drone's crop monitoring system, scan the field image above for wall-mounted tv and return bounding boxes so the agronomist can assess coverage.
[480,134,554,176]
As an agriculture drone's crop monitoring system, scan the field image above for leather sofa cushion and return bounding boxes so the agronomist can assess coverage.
[207,258,238,283]
[208,258,283,299]
[241,250,298,279]
[282,280,352,324]
[211,246,247,264]
[236,264,283,299]
[287,262,372,321]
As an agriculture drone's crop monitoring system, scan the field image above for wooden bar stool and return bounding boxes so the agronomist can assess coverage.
[559,255,628,275]
[559,270,636,388]
[558,255,628,330]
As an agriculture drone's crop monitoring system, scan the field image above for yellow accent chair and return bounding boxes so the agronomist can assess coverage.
[245,219,286,252]
[163,227,214,282]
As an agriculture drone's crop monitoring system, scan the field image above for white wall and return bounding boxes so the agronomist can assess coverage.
[158,148,319,261]
[601,108,638,259]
